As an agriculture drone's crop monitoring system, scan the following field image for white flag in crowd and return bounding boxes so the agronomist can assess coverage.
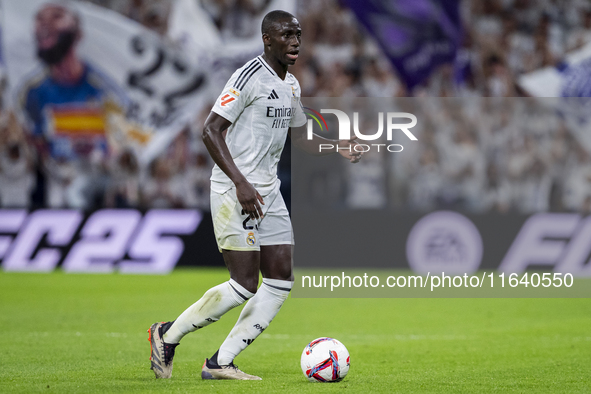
[168,0,296,91]
[519,43,591,154]
[518,42,591,97]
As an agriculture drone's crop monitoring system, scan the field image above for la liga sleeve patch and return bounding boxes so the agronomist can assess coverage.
[220,93,236,107]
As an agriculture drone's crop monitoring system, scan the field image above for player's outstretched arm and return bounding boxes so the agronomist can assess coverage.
[202,112,264,220]
[289,127,362,163]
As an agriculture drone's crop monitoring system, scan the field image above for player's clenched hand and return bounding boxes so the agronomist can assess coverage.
[236,180,265,220]
[337,138,363,163]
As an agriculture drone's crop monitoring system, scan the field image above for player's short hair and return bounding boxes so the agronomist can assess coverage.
[261,10,296,35]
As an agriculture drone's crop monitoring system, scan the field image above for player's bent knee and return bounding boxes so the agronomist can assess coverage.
[268,270,293,282]
[262,264,293,282]
[232,276,259,294]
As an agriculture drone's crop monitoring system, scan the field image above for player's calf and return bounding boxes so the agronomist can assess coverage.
[216,278,293,365]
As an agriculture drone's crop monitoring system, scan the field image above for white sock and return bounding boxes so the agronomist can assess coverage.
[163,279,254,344]
[217,278,292,365]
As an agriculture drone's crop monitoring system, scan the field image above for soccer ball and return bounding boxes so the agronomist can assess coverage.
[300,337,350,382]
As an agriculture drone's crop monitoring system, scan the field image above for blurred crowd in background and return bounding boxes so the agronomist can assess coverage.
[311,97,591,215]
[1,0,591,213]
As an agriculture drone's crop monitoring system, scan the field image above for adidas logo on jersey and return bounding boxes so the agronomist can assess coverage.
[267,90,279,99]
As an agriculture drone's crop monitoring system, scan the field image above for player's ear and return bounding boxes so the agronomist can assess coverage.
[262,33,271,47]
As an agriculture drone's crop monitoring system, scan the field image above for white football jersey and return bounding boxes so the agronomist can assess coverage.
[210,56,307,194]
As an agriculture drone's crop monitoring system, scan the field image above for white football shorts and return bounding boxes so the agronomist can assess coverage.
[210,182,293,252]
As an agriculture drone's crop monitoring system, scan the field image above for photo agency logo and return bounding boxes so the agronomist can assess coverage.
[304,107,418,153]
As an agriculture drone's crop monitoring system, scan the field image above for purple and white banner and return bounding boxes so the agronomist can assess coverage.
[344,0,462,90]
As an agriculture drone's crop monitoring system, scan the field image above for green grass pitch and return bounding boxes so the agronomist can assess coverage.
[1,268,590,393]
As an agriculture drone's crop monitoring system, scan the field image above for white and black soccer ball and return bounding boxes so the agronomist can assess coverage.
[300,337,350,382]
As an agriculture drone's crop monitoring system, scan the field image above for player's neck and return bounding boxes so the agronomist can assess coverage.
[261,53,288,80]
[49,51,85,85]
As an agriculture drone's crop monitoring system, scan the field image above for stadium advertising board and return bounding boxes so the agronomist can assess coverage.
[3,207,589,286]
[292,210,591,297]
[292,210,591,277]
[0,209,224,274]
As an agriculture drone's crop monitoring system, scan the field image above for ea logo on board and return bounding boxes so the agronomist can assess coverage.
[406,211,483,274]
